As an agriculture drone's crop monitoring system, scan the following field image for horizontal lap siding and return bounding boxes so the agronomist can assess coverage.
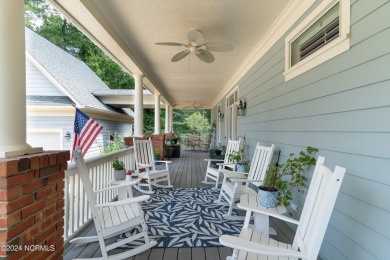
[219,0,390,259]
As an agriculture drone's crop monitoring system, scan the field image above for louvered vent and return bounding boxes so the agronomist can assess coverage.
[291,3,340,67]
[299,17,339,61]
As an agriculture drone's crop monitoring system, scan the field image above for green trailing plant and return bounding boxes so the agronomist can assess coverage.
[153,149,160,157]
[263,146,318,207]
[112,158,125,170]
[227,149,247,164]
[164,143,172,150]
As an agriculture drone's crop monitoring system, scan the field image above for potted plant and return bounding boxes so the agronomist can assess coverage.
[258,146,318,208]
[227,148,248,172]
[112,158,126,180]
[170,132,181,145]
[164,143,173,158]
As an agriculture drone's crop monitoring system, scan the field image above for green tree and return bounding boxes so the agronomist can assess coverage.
[25,0,134,89]
[184,111,211,135]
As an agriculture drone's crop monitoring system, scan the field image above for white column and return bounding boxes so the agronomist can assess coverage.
[133,74,144,137]
[0,0,42,158]
[169,106,173,132]
[154,94,161,134]
[164,104,169,133]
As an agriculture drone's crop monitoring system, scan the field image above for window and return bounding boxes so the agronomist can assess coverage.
[225,88,239,141]
[285,0,350,81]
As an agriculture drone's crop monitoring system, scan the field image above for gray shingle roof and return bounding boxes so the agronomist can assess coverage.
[27,95,73,106]
[25,27,127,114]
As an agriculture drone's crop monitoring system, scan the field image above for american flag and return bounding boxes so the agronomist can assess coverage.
[72,108,103,159]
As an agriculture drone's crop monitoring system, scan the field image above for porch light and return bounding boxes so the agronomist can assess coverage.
[237,98,247,116]
[64,131,71,140]
[218,112,224,122]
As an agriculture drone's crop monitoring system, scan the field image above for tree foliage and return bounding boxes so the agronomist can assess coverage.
[25,0,134,89]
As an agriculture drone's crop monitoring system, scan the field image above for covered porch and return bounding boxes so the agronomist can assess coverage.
[63,149,294,260]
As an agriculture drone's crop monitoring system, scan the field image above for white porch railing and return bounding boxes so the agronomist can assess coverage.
[63,147,135,243]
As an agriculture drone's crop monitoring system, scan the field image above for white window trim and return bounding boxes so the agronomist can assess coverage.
[284,0,350,81]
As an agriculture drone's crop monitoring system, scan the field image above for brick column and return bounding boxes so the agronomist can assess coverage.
[0,151,70,259]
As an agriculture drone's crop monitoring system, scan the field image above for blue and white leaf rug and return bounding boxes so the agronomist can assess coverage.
[119,187,243,248]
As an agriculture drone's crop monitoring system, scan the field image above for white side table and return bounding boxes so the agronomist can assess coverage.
[108,177,141,200]
[238,193,286,237]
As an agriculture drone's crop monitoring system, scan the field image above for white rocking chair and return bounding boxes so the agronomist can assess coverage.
[202,139,241,189]
[72,147,156,259]
[133,138,173,194]
[220,156,346,260]
[215,143,275,219]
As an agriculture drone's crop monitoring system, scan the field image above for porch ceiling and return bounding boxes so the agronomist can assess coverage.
[49,0,289,108]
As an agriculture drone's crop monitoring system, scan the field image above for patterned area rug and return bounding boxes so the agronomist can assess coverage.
[119,187,243,248]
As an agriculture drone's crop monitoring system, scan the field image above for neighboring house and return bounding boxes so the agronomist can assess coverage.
[25,28,133,158]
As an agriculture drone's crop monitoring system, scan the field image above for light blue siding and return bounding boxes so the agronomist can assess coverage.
[214,1,390,259]
[26,60,64,96]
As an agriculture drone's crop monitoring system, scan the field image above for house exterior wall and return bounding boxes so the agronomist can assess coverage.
[26,59,132,158]
[214,1,390,259]
[26,60,64,96]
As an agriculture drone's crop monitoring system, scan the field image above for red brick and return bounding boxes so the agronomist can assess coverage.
[0,186,21,201]
[56,200,64,212]
[0,210,21,228]
[0,159,18,177]
[35,224,56,244]
[39,154,49,168]
[22,179,43,194]
[0,194,35,215]
[21,200,45,219]
[20,221,45,244]
[47,172,64,184]
[36,186,56,201]
[42,205,56,217]
[48,154,57,166]
[39,164,61,178]
[0,216,34,242]
[60,162,68,171]
[56,181,64,192]
[46,191,63,206]
[0,171,35,189]
[27,155,40,170]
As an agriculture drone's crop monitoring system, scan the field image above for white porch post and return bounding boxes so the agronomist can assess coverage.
[0,0,42,158]
[169,105,173,132]
[133,74,144,137]
[164,104,169,133]
[154,94,161,134]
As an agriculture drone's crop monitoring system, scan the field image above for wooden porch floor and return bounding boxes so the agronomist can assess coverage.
[64,149,295,260]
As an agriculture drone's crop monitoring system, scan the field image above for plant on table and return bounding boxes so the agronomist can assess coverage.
[261,146,318,207]
[112,158,125,170]
[227,148,248,172]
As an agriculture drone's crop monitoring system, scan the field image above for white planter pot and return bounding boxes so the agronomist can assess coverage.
[113,169,126,180]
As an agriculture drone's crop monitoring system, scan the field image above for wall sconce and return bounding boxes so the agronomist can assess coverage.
[237,98,247,116]
[218,112,224,122]
[64,131,71,140]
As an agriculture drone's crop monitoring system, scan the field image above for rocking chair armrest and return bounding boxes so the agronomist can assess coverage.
[221,170,247,179]
[137,163,153,168]
[237,203,300,225]
[154,160,172,164]
[230,177,254,183]
[219,235,307,259]
[95,195,150,208]
[204,159,224,162]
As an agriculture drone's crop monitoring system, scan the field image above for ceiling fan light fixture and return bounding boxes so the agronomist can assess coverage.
[156,30,233,63]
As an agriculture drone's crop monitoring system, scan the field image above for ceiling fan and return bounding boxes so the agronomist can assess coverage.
[155,30,233,63]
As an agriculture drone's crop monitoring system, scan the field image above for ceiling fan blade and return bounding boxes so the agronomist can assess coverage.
[187,30,204,43]
[196,50,215,63]
[155,42,186,47]
[203,42,234,52]
[171,50,191,62]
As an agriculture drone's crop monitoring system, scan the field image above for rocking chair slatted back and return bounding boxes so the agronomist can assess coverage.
[133,138,156,171]
[293,156,346,258]
[247,143,275,187]
[224,139,241,166]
